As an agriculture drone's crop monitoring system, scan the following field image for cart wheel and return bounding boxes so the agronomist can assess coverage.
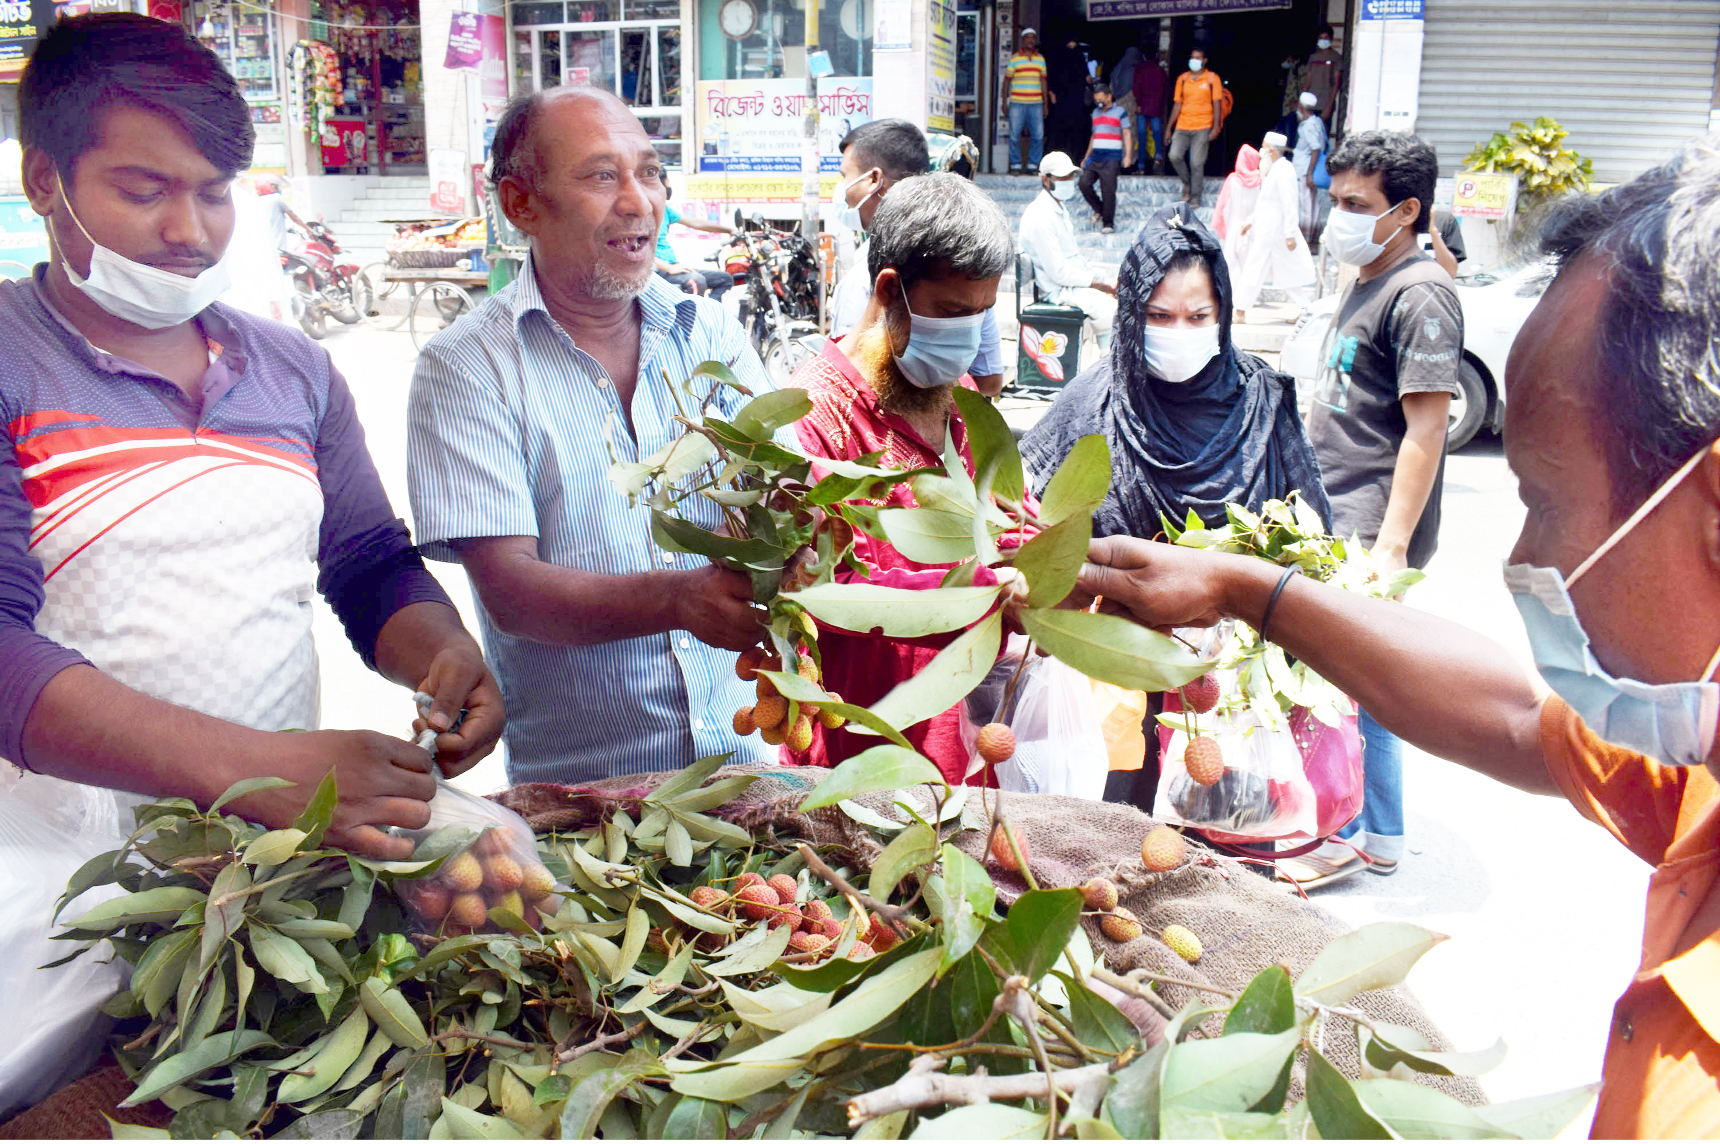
[299,303,329,340]
[410,282,474,351]
[358,262,408,330]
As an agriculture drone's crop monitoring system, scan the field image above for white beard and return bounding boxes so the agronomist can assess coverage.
[585,259,654,301]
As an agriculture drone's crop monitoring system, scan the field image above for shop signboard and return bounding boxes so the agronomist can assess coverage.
[694,76,874,190]
[444,11,484,70]
[1451,171,1517,220]
[430,149,468,214]
[1347,0,1424,132]
[0,0,55,77]
[927,0,956,133]
[1086,0,1287,20]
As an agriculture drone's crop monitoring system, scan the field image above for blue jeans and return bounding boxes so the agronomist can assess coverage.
[1135,115,1163,167]
[1337,708,1405,862]
[1008,101,1045,170]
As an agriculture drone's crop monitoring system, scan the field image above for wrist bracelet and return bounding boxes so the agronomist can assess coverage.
[1258,567,1299,644]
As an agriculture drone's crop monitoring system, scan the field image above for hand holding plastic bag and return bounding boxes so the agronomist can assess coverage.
[960,636,1109,798]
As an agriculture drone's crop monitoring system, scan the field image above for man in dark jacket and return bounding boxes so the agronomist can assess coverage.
[1131,47,1170,173]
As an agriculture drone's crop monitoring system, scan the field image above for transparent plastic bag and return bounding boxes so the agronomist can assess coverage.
[960,636,1109,798]
[0,769,132,1118]
[391,782,566,935]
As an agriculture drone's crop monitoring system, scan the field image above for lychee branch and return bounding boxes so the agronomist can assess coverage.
[844,1054,1114,1126]
[793,843,919,937]
[1091,964,1236,1001]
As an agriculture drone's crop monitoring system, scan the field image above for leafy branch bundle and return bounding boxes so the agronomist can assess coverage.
[58,756,1596,1140]
[608,364,1214,749]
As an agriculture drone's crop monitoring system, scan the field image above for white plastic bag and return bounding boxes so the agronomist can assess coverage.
[0,769,132,1119]
[960,636,1109,798]
[392,781,567,935]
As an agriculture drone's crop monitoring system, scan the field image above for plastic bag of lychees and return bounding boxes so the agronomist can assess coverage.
[390,782,566,937]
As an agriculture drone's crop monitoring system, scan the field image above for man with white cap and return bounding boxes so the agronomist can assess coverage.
[1292,90,1328,243]
[1017,151,1116,350]
[1232,131,1313,324]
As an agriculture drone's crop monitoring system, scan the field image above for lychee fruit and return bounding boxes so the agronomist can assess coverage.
[474,828,508,857]
[1163,924,1203,962]
[690,885,728,911]
[735,646,767,681]
[734,872,766,893]
[409,882,451,920]
[1184,736,1226,786]
[439,852,483,893]
[848,941,876,960]
[760,722,788,747]
[1181,673,1221,715]
[796,657,819,684]
[760,653,783,676]
[733,706,757,736]
[989,825,1030,871]
[786,715,815,752]
[770,904,803,931]
[800,899,833,932]
[868,912,901,952]
[735,883,780,920]
[819,917,843,941]
[788,930,829,956]
[1141,826,1187,872]
[447,893,489,929]
[1082,877,1119,912]
[482,854,524,893]
[646,928,672,955]
[767,874,799,903]
[976,723,1017,764]
[697,930,728,953]
[753,696,788,730]
[818,703,846,730]
[521,863,556,901]
[756,674,780,702]
[492,890,525,918]
[534,894,560,918]
[1100,907,1144,943]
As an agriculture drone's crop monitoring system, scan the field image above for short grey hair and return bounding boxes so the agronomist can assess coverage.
[1539,133,1720,510]
[867,172,1013,292]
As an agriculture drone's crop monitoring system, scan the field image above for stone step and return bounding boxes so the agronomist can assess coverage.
[339,203,455,222]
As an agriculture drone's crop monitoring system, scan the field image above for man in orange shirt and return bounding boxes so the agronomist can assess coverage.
[1070,134,1720,1138]
[1164,47,1226,203]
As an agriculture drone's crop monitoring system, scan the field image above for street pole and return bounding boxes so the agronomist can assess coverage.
[978,0,995,174]
[802,0,821,247]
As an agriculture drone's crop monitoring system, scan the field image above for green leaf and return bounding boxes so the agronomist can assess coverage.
[726,946,941,1063]
[103,1119,171,1139]
[439,1096,519,1140]
[240,828,308,867]
[1160,1027,1304,1113]
[910,1103,1047,1139]
[278,1006,371,1105]
[936,845,995,969]
[120,1030,274,1107]
[867,610,1003,732]
[292,771,340,849]
[664,817,694,867]
[877,507,982,564]
[1039,433,1111,525]
[1019,607,1214,691]
[1362,1023,1506,1078]
[375,1050,443,1140]
[338,861,376,934]
[1304,1049,1395,1139]
[798,745,946,811]
[1225,965,1296,1035]
[207,776,296,815]
[63,886,207,931]
[996,887,1084,985]
[763,1083,813,1138]
[951,387,1024,505]
[1058,972,1140,1054]
[1471,1084,1599,1138]
[732,387,813,438]
[1350,1080,1515,1139]
[663,1094,731,1139]
[754,669,915,750]
[1012,512,1092,608]
[533,1073,573,1106]
[612,906,650,984]
[1294,922,1446,1006]
[1157,1107,1291,1138]
[867,822,938,902]
[1105,1039,1169,1139]
[560,1053,663,1139]
[652,511,784,569]
[249,926,328,993]
[703,919,796,977]
[948,945,1000,1038]
[360,977,430,1048]
[787,582,1000,638]
[132,928,198,1020]
[668,1060,801,1101]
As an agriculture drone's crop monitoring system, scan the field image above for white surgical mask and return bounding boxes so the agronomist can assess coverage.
[892,295,986,389]
[1317,37,1332,49]
[55,188,231,329]
[1141,323,1221,383]
[1188,58,1204,71]
[1322,204,1405,268]
[834,172,878,233]
[1505,444,1720,767]
[1050,178,1077,201]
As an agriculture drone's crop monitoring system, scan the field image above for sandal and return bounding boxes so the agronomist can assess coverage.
[1275,848,1368,890]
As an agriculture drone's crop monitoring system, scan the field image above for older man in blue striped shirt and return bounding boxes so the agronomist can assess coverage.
[408,87,783,783]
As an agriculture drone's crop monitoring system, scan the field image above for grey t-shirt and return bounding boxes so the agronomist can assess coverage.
[1305,252,1463,570]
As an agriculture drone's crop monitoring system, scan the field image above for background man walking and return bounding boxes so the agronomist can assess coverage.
[1165,48,1226,203]
[1078,84,1132,235]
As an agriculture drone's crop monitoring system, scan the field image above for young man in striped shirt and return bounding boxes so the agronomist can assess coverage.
[1003,28,1048,175]
[1078,83,1133,234]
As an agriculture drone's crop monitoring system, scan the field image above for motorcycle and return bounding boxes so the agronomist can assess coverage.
[281,220,368,340]
[729,210,823,388]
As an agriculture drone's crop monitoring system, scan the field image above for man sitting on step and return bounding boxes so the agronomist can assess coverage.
[1017,151,1117,351]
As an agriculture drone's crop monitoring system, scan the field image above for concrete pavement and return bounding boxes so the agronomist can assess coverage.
[313,320,1637,1126]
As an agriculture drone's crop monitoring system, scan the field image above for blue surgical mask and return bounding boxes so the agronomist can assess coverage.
[1504,444,1720,767]
[891,294,986,389]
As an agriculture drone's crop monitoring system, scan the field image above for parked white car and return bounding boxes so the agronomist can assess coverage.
[1278,255,1554,451]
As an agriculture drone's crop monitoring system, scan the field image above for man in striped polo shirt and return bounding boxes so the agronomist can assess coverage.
[1003,28,1048,175]
[1078,83,1133,235]
[1,15,502,853]
[409,87,790,784]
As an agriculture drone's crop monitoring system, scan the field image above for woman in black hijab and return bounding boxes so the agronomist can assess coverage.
[1043,32,1093,159]
[1022,202,1329,538]
[1020,203,1329,807]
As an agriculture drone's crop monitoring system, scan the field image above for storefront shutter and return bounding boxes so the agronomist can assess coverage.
[1413,0,1720,182]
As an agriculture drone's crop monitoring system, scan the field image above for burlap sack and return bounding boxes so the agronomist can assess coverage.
[0,1056,171,1139]
[499,765,1487,1106]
